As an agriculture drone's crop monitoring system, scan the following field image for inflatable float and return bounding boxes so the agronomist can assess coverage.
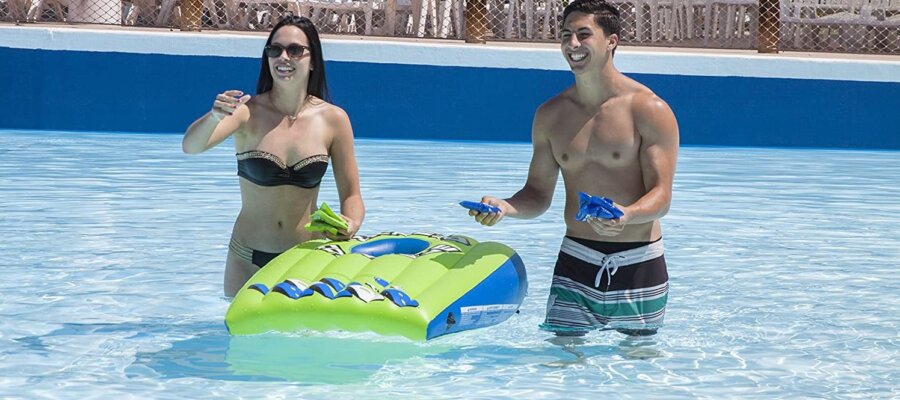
[225,232,527,340]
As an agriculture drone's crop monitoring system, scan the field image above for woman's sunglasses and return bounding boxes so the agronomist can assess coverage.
[263,44,309,59]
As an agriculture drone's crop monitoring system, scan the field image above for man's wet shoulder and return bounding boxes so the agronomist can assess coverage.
[538,90,579,115]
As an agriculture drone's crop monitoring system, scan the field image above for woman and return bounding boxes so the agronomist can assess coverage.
[183,16,365,297]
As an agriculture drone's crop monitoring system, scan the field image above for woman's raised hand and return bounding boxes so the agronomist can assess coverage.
[211,90,252,121]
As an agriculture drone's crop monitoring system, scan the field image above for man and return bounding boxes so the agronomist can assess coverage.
[469,0,679,336]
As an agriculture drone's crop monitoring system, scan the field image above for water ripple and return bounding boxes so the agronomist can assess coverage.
[1,131,898,398]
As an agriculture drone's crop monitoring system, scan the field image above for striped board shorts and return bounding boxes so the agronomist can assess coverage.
[541,236,669,335]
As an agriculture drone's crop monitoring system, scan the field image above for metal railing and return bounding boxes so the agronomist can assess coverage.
[2,0,898,54]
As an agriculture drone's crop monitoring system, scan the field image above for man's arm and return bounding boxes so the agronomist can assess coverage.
[475,104,560,226]
[626,93,679,224]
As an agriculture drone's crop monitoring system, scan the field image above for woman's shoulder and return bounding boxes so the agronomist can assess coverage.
[308,97,349,121]
[244,92,272,114]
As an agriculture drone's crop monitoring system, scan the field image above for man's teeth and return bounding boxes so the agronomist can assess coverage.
[569,53,586,62]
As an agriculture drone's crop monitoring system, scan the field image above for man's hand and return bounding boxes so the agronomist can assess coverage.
[584,207,630,237]
[470,196,507,226]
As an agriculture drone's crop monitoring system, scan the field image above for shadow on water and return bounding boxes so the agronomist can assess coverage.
[132,329,454,384]
[12,320,450,384]
[383,331,668,372]
[534,331,668,367]
[12,321,667,384]
[12,321,191,356]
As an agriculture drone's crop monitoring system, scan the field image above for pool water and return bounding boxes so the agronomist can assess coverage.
[1,130,897,398]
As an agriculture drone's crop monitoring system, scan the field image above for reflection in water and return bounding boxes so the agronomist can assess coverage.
[544,335,588,367]
[9,133,898,396]
[133,332,450,384]
[12,319,667,384]
[222,334,448,383]
[14,320,449,384]
[617,335,667,360]
[541,330,668,367]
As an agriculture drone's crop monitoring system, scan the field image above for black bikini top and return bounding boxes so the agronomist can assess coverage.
[236,150,329,188]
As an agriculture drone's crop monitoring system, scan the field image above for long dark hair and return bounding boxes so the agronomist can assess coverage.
[256,15,330,101]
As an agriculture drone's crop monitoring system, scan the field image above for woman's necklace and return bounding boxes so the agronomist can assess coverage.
[279,95,311,125]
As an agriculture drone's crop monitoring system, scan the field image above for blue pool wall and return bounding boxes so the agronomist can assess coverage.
[1,26,899,149]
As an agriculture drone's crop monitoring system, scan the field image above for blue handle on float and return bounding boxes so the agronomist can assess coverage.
[321,278,346,292]
[249,283,269,295]
[273,281,314,299]
[310,282,337,299]
[383,288,420,307]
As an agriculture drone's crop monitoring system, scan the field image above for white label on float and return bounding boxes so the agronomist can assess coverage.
[458,304,519,327]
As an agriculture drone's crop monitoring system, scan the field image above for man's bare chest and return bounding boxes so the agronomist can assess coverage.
[551,114,640,169]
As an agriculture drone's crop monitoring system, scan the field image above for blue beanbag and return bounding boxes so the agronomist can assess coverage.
[575,192,624,221]
[459,201,501,214]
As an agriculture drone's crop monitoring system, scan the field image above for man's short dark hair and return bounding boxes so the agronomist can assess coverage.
[562,0,622,39]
